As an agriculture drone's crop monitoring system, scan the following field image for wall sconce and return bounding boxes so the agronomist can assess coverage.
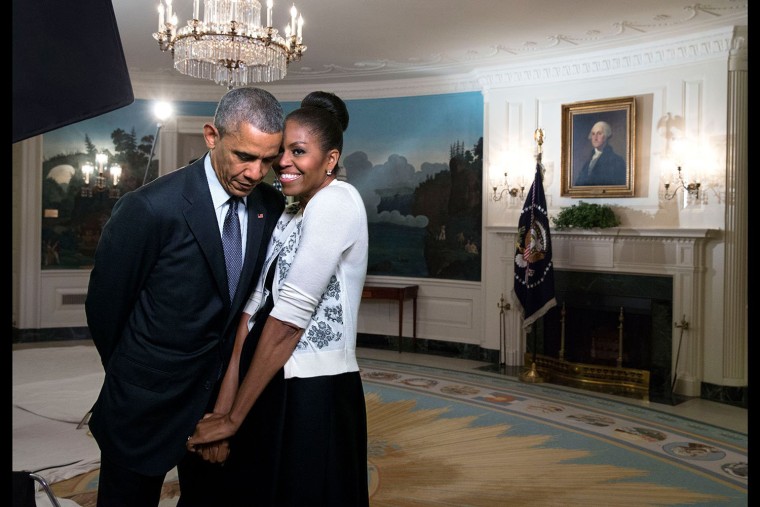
[490,147,532,207]
[488,140,536,208]
[491,173,525,202]
[81,153,122,199]
[663,166,700,200]
[660,136,722,207]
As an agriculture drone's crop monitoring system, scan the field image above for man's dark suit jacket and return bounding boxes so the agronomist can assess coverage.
[85,156,285,476]
[574,145,627,186]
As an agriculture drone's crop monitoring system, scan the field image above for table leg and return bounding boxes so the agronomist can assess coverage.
[412,295,417,351]
[398,295,404,353]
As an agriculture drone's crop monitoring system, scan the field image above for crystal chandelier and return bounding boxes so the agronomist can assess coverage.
[153,0,307,88]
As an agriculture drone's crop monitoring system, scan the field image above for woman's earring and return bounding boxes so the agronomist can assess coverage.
[326,169,333,176]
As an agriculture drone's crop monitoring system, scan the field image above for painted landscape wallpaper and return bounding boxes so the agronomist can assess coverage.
[41,92,484,281]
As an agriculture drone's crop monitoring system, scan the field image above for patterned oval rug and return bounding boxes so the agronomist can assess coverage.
[48,357,746,506]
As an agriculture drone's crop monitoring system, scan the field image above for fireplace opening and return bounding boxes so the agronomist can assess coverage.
[531,270,673,398]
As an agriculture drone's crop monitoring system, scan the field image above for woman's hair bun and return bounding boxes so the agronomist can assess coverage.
[301,91,349,132]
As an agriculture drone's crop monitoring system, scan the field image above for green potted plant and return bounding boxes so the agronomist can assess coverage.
[551,201,621,230]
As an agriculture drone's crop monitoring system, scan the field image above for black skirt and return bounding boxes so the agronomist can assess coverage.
[225,302,369,506]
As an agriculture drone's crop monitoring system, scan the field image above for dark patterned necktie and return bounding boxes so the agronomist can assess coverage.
[222,197,242,300]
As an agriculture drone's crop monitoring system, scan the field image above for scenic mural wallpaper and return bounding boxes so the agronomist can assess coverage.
[41,92,484,281]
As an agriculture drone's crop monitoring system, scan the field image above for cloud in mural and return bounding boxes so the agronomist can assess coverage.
[343,151,444,229]
[47,164,76,185]
[376,209,429,228]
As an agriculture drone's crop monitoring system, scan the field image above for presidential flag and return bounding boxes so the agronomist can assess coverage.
[512,160,557,329]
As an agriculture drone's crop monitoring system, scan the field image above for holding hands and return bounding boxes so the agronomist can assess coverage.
[186,412,239,463]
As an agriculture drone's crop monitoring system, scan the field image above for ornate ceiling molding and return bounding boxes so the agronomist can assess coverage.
[286,2,746,82]
[130,24,745,101]
[474,26,738,90]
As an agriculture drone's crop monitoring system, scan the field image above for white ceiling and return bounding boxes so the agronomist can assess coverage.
[114,0,747,89]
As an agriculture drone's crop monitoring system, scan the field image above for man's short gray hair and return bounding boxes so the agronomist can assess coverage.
[214,87,284,137]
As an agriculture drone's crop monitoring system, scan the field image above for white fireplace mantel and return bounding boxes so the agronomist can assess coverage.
[484,226,716,397]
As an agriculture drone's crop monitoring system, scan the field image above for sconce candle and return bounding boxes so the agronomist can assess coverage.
[81,163,94,186]
[110,164,122,186]
[80,153,120,199]
[663,166,700,201]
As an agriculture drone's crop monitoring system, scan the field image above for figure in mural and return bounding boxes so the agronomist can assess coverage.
[43,240,60,266]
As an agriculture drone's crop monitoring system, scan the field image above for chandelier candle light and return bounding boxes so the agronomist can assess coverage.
[153,0,306,88]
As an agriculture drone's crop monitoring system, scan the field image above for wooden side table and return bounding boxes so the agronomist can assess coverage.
[361,285,419,352]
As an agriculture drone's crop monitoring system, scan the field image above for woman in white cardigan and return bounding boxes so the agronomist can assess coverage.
[186,91,370,507]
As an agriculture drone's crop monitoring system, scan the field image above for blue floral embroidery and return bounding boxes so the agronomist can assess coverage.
[324,276,340,299]
[268,211,348,352]
[284,202,301,215]
[323,305,343,323]
[306,321,342,349]
[276,216,302,281]
[275,216,289,232]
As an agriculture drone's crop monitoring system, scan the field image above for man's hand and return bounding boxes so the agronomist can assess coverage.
[187,439,230,464]
[186,411,239,461]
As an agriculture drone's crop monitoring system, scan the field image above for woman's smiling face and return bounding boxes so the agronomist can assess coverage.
[275,119,339,205]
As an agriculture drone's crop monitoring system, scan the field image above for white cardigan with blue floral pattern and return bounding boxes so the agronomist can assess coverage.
[243,179,369,379]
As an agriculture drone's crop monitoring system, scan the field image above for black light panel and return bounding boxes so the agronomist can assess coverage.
[12,0,134,143]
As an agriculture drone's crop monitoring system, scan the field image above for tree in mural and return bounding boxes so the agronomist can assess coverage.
[419,137,483,280]
[41,128,154,269]
[344,137,483,281]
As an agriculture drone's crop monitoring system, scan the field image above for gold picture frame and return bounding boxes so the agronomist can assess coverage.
[561,96,635,198]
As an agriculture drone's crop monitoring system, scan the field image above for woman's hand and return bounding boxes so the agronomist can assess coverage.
[186,412,238,463]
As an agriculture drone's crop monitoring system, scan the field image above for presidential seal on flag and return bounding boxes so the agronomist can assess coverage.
[512,159,556,331]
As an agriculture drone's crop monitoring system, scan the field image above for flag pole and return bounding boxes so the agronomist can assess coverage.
[519,322,544,382]
[519,128,547,384]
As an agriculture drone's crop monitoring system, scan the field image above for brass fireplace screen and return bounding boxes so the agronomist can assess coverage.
[527,270,673,401]
[528,303,650,400]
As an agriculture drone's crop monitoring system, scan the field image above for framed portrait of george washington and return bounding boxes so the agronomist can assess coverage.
[561,96,636,198]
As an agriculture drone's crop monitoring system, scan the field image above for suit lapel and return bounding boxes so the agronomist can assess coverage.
[233,189,268,308]
[182,159,230,304]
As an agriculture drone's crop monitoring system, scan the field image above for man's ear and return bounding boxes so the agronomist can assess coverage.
[203,124,219,149]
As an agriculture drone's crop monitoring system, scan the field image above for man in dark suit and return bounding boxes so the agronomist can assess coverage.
[574,120,627,186]
[85,87,286,507]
